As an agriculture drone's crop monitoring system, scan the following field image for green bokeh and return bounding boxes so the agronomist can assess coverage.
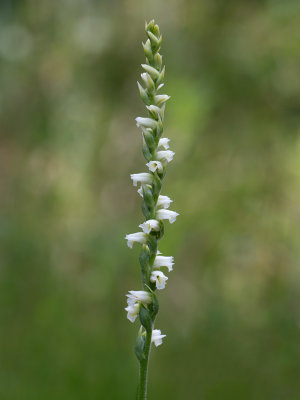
[1,0,300,399]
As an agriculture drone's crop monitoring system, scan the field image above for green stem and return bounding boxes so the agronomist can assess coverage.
[138,328,152,400]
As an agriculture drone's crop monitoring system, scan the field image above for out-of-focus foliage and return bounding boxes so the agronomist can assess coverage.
[1,0,300,399]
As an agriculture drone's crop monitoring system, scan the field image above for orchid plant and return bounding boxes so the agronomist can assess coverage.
[124,20,178,399]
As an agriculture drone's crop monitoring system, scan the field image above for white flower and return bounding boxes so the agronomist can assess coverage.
[125,302,140,323]
[158,137,170,149]
[146,160,163,173]
[156,150,175,163]
[156,195,173,209]
[136,117,157,130]
[130,173,153,187]
[156,209,179,223]
[150,270,168,290]
[125,232,147,248]
[146,104,162,116]
[154,255,174,272]
[151,329,166,347]
[126,290,152,306]
[154,94,170,105]
[139,219,160,234]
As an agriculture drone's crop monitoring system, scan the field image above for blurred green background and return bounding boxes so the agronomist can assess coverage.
[1,0,300,399]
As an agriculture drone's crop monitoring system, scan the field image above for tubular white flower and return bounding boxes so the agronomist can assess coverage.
[125,232,148,248]
[126,290,152,306]
[130,173,153,187]
[139,219,160,234]
[154,94,170,105]
[156,209,179,223]
[150,270,168,290]
[154,255,174,272]
[156,195,173,209]
[146,105,163,119]
[158,137,170,149]
[125,302,140,323]
[136,117,158,130]
[156,150,175,163]
[151,329,166,347]
[146,160,163,173]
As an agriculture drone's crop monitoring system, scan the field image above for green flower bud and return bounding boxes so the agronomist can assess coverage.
[141,72,155,93]
[142,127,156,153]
[156,66,165,87]
[137,81,150,105]
[154,53,163,70]
[146,31,161,53]
[142,184,155,214]
[142,139,152,162]
[142,201,152,220]
[147,233,158,255]
[145,20,155,33]
[143,39,153,62]
[149,291,159,319]
[134,328,146,362]
[139,305,152,332]
[153,24,160,38]
[141,64,160,80]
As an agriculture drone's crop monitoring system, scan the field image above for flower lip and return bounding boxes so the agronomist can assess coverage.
[154,94,170,105]
[130,173,153,187]
[139,219,160,234]
[150,270,168,290]
[158,137,170,150]
[136,117,158,130]
[125,303,140,323]
[125,232,147,248]
[153,255,174,272]
[146,160,163,173]
[156,209,179,224]
[156,150,175,163]
[126,290,152,306]
[156,195,173,209]
[151,329,166,347]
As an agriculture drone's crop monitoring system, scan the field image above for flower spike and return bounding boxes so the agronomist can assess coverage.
[124,20,178,399]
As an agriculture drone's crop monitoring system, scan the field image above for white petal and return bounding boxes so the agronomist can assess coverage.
[156,150,175,163]
[130,173,153,187]
[139,219,160,234]
[136,117,157,130]
[158,138,170,150]
[125,303,140,323]
[126,290,152,306]
[156,209,179,223]
[151,329,166,347]
[150,270,168,290]
[157,195,173,209]
[154,94,170,105]
[146,160,163,173]
[125,232,147,248]
[154,256,174,272]
[146,105,162,115]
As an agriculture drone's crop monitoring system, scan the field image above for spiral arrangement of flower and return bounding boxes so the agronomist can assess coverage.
[124,20,178,399]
